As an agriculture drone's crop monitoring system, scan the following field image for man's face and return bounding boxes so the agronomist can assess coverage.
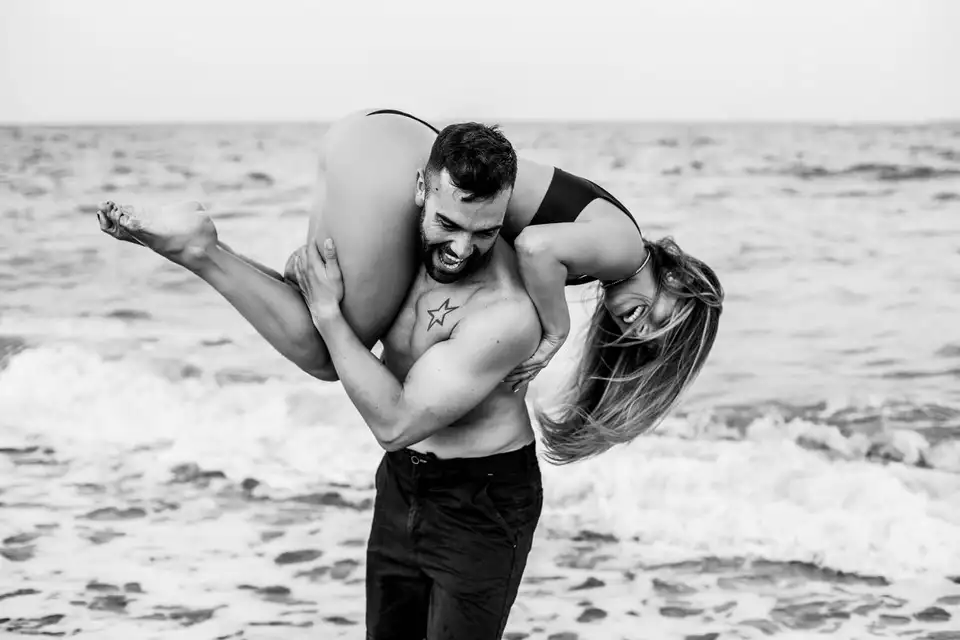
[415,168,511,284]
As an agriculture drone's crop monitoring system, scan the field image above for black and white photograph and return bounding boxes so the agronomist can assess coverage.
[1,1,959,638]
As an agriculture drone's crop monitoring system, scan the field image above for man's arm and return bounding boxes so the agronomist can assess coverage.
[316,300,540,451]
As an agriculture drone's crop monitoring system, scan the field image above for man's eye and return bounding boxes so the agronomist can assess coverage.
[439,221,456,231]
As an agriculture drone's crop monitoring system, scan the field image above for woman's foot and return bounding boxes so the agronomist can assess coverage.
[96,201,219,271]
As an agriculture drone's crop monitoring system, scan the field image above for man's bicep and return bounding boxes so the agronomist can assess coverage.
[400,308,539,425]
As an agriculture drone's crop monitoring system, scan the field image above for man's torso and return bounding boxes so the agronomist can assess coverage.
[380,241,537,459]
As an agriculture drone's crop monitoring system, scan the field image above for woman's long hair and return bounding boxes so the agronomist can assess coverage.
[536,237,724,464]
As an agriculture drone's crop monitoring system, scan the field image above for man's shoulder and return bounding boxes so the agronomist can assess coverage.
[481,291,537,324]
[456,290,540,347]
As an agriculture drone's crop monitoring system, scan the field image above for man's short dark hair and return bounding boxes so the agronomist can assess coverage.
[425,122,518,202]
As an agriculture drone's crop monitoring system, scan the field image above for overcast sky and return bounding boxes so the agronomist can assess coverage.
[1,0,958,123]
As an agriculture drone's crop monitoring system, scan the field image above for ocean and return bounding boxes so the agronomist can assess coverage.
[1,121,959,639]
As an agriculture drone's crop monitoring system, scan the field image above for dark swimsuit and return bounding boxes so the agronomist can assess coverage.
[366,110,643,285]
[368,108,440,134]
[527,167,642,285]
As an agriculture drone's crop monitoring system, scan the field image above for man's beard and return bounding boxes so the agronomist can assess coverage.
[419,209,493,284]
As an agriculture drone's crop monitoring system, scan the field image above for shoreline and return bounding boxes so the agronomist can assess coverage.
[2,453,958,640]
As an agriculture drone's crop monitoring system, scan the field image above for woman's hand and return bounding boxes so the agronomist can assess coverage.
[504,332,568,391]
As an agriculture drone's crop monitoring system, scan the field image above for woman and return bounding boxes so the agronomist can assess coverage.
[96,109,723,464]
[533,236,724,464]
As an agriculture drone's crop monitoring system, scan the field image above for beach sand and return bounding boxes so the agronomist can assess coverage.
[3,442,959,640]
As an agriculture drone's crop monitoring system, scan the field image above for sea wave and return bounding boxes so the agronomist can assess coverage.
[749,162,960,182]
[2,344,959,582]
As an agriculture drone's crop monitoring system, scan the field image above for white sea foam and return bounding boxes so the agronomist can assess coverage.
[3,345,958,584]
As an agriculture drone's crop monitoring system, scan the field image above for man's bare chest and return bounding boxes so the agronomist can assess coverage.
[382,277,478,367]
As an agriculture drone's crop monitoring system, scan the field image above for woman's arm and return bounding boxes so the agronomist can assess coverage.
[507,158,646,311]
[515,198,645,315]
[513,233,572,343]
[506,202,645,387]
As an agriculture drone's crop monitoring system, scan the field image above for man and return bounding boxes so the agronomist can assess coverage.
[97,123,545,639]
[292,124,543,639]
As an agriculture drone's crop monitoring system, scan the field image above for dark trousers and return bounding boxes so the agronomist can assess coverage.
[365,442,543,640]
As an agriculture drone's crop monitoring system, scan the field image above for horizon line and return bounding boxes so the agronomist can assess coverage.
[2,116,958,128]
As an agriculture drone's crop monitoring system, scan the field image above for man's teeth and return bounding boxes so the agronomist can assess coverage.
[623,306,642,324]
[439,252,464,268]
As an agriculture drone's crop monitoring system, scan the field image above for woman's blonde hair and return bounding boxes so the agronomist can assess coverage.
[536,237,724,464]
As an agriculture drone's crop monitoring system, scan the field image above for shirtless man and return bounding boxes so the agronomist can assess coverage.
[98,123,544,639]
[293,123,542,639]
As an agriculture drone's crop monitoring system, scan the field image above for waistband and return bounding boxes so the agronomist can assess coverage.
[385,441,539,479]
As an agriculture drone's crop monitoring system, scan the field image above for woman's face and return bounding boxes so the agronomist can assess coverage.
[603,262,679,336]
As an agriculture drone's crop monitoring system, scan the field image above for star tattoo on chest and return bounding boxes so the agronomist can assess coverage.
[426,298,460,331]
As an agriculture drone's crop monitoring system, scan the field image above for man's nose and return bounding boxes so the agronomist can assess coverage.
[448,234,473,259]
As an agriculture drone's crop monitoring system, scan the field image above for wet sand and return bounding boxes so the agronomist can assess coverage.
[2,447,958,640]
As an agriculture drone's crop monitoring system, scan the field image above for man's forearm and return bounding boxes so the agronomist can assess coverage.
[314,310,408,446]
[194,244,336,379]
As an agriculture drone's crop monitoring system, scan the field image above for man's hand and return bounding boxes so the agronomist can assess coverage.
[96,201,219,272]
[293,238,344,325]
[503,332,568,391]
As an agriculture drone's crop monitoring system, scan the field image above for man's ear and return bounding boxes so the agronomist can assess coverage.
[415,169,426,207]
